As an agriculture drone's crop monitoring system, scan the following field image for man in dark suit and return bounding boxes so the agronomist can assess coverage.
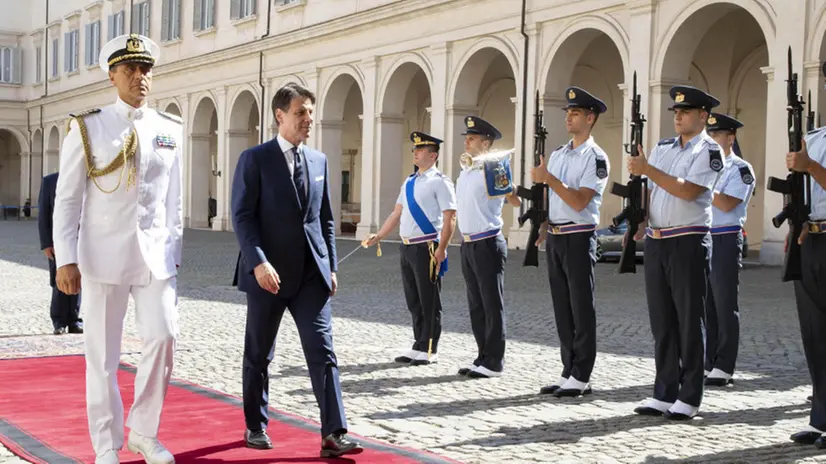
[231,82,362,458]
[37,172,82,335]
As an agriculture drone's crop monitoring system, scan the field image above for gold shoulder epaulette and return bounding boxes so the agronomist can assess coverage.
[157,110,183,124]
[69,108,101,118]
[66,108,101,134]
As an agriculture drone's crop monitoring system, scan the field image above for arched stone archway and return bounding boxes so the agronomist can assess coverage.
[658,3,770,255]
[164,102,182,117]
[0,129,23,214]
[374,60,432,231]
[190,96,218,229]
[320,71,364,236]
[541,29,625,228]
[449,46,519,238]
[226,90,260,232]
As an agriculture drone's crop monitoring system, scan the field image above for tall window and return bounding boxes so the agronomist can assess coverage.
[132,1,151,36]
[64,30,79,73]
[85,21,101,66]
[35,45,42,83]
[0,47,22,84]
[162,0,181,41]
[108,10,125,40]
[232,0,257,19]
[51,38,58,77]
[194,0,215,31]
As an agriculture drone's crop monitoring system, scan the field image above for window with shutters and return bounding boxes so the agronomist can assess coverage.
[108,11,125,41]
[232,0,257,20]
[132,1,151,37]
[64,30,79,73]
[276,0,299,5]
[162,0,181,42]
[0,47,22,84]
[85,21,101,67]
[194,0,216,32]
[51,38,58,77]
[35,46,42,83]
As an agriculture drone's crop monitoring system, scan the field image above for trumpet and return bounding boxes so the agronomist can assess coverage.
[459,149,515,169]
[460,152,474,169]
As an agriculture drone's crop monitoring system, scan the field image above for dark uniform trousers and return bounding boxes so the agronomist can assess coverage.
[400,242,442,354]
[460,234,507,372]
[705,232,743,375]
[48,258,81,330]
[242,244,347,437]
[794,233,826,431]
[545,229,598,383]
[644,233,710,407]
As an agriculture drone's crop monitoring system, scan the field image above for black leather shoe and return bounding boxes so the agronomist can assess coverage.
[554,387,592,398]
[68,325,83,334]
[539,384,561,395]
[321,433,363,458]
[815,435,826,449]
[633,406,664,416]
[663,411,693,420]
[791,430,821,445]
[245,429,273,449]
[704,377,732,387]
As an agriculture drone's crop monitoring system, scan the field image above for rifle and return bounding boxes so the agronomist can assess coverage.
[807,90,815,132]
[609,71,648,274]
[766,47,811,282]
[516,90,549,266]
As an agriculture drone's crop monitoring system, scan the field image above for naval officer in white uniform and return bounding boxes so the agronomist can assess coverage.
[53,34,183,464]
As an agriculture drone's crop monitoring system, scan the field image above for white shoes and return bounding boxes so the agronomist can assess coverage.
[95,450,120,464]
[127,430,175,464]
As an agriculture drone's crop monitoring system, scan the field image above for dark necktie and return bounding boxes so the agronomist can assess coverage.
[293,147,307,211]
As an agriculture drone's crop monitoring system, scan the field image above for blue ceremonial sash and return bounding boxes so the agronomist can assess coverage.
[404,175,448,277]
[483,156,514,198]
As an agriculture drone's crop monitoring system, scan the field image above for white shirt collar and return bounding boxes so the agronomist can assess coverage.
[114,97,147,121]
[277,133,305,154]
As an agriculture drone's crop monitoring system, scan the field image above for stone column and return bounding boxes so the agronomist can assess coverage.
[214,86,229,231]
[355,57,379,240]
[319,119,344,233]
[374,113,405,237]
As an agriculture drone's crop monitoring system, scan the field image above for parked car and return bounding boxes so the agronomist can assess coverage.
[595,220,644,263]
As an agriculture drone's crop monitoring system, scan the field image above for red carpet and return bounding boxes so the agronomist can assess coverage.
[0,355,458,464]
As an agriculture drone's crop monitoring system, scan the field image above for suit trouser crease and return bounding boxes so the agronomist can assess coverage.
[460,235,507,372]
[644,233,709,407]
[83,275,178,455]
[49,259,81,329]
[794,234,826,430]
[705,232,742,374]
[242,269,347,437]
[399,243,442,353]
[545,231,597,382]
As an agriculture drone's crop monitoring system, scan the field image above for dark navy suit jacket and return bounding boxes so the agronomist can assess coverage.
[231,138,338,297]
[38,172,59,287]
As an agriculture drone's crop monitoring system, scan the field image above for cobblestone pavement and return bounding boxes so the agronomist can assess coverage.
[1,219,826,463]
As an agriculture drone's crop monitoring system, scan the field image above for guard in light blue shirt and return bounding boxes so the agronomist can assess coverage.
[627,85,724,420]
[785,123,826,446]
[704,113,755,387]
[531,86,609,398]
[364,132,457,366]
[455,116,521,379]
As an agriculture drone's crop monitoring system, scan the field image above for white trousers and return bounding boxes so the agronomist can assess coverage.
[82,274,179,455]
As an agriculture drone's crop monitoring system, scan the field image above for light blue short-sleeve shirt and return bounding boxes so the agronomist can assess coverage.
[396,166,457,237]
[646,131,724,228]
[711,153,755,228]
[456,160,505,235]
[804,128,826,220]
[545,136,610,225]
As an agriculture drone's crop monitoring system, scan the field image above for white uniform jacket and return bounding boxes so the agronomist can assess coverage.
[53,98,184,286]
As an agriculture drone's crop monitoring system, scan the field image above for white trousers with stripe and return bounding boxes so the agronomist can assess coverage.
[82,274,178,455]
